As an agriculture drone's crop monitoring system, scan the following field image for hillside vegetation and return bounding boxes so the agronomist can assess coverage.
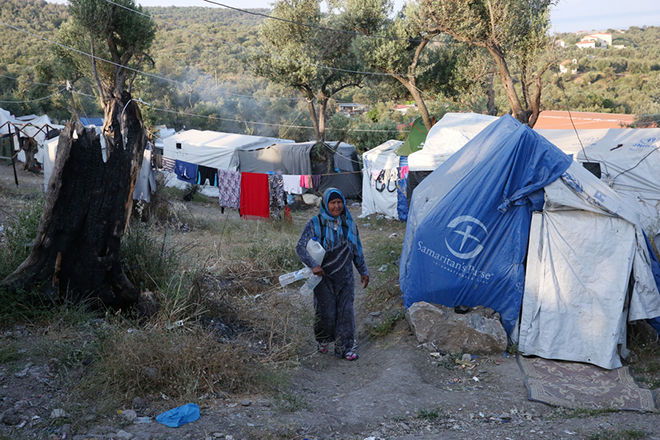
[1,0,660,149]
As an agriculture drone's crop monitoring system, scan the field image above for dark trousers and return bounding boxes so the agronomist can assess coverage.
[313,254,355,356]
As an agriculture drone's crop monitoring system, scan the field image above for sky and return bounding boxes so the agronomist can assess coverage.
[47,0,660,34]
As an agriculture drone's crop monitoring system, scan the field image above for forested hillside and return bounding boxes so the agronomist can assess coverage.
[1,0,659,148]
[541,26,660,123]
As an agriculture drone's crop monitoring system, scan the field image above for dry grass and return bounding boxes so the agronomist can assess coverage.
[67,202,316,408]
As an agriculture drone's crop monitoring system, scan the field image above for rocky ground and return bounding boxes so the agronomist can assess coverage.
[1,163,659,440]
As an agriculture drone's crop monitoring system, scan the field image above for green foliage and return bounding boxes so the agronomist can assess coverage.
[417,408,440,420]
[61,0,157,97]
[121,222,183,292]
[0,197,43,280]
[587,429,646,440]
[0,344,21,364]
[272,391,309,412]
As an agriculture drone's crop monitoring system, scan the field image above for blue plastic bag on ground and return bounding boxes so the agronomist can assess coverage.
[156,403,200,428]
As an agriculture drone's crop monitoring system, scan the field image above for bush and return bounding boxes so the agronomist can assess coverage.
[0,197,43,279]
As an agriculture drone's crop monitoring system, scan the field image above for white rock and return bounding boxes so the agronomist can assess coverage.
[120,409,137,422]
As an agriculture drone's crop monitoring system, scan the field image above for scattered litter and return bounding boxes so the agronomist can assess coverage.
[135,416,152,423]
[156,403,200,428]
[388,233,398,238]
[564,431,576,435]
[363,223,370,227]
[377,265,388,272]
[50,409,66,418]
[472,376,480,382]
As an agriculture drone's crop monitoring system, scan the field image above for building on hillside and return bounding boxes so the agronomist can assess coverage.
[392,104,416,115]
[534,110,636,129]
[337,103,368,118]
[576,39,596,49]
[576,32,612,49]
[559,59,578,74]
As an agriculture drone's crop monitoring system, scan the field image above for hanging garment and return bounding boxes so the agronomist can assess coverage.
[217,169,241,209]
[268,173,285,219]
[311,174,322,190]
[396,166,409,222]
[282,175,303,195]
[174,160,197,183]
[161,156,176,172]
[197,165,218,186]
[240,172,270,219]
[134,149,156,202]
[300,174,313,189]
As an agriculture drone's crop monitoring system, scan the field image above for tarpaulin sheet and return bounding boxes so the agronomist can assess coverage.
[518,161,660,369]
[400,116,572,334]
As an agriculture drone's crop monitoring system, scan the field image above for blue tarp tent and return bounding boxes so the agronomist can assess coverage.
[400,115,660,369]
[400,116,572,334]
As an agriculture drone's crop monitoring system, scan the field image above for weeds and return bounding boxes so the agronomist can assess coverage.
[417,408,440,420]
[554,407,620,419]
[121,222,183,292]
[0,344,20,364]
[272,391,309,412]
[587,429,646,440]
[0,196,43,280]
[367,309,405,337]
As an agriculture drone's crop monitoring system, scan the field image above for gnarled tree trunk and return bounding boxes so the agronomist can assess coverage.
[2,91,147,310]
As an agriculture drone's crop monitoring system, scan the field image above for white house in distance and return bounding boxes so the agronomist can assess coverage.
[576,32,612,49]
[559,59,578,74]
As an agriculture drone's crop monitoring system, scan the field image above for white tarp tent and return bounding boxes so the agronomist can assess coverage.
[162,130,290,171]
[519,161,660,369]
[0,108,61,165]
[407,113,498,171]
[537,128,660,233]
[360,139,404,218]
[161,129,292,196]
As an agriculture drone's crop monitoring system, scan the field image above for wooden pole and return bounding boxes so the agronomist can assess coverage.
[8,124,19,187]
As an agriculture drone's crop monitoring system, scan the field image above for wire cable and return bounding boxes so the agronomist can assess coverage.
[138,103,406,134]
[102,0,407,77]
[0,88,67,104]
[201,0,425,43]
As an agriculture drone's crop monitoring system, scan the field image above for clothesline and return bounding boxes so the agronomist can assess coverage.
[160,156,363,220]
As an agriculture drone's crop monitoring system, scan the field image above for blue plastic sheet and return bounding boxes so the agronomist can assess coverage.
[399,116,572,334]
[156,403,200,428]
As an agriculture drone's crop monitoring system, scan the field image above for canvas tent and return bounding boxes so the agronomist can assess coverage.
[360,139,405,219]
[395,117,429,156]
[233,141,362,200]
[536,128,660,234]
[400,115,660,369]
[0,108,61,167]
[160,129,292,196]
[406,113,498,200]
[407,113,499,172]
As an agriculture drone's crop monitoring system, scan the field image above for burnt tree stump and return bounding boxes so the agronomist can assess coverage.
[2,92,147,310]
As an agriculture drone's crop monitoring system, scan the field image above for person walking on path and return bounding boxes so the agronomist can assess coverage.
[296,188,369,360]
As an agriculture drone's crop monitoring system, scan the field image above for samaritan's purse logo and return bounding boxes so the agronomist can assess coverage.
[445,215,488,259]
